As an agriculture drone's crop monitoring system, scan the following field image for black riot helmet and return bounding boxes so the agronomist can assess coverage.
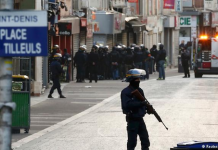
[159,44,164,50]
[125,69,146,82]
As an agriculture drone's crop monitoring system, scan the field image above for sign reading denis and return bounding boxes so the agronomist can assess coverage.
[0,11,48,57]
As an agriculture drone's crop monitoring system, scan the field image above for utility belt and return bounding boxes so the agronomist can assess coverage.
[126,115,143,122]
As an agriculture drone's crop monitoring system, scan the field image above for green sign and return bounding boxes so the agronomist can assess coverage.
[180,17,191,26]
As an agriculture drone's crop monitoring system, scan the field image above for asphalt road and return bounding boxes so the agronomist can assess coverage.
[12,68,181,143]
[12,69,218,150]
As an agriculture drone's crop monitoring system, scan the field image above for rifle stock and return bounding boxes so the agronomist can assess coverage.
[131,89,168,130]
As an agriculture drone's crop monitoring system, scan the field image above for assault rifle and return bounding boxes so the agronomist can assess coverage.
[131,89,168,130]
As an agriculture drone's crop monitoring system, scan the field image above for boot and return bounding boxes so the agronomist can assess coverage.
[60,95,66,98]
[48,94,53,98]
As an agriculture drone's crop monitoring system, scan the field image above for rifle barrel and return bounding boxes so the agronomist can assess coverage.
[162,122,168,130]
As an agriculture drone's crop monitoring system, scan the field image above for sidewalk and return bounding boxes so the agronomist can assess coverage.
[30,83,68,106]
[12,72,218,150]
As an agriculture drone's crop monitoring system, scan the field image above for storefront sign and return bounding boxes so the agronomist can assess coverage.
[212,12,218,27]
[163,0,175,9]
[175,0,183,12]
[58,23,72,35]
[81,18,87,27]
[114,13,122,32]
[180,16,197,27]
[0,11,48,57]
[87,23,93,38]
[203,13,210,26]
[128,0,138,3]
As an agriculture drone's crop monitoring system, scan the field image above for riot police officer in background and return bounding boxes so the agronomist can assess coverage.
[102,46,110,79]
[124,47,135,72]
[89,45,99,83]
[48,53,66,98]
[74,45,87,82]
[62,48,71,82]
[49,45,60,62]
[156,44,167,80]
[181,48,190,78]
[134,46,143,69]
[110,46,120,80]
[119,45,127,80]
[150,45,158,72]
[121,69,150,150]
[141,45,151,80]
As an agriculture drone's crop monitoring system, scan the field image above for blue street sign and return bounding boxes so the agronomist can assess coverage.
[0,11,48,57]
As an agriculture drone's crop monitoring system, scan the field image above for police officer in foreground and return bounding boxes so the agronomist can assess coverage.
[121,69,150,150]
[48,53,66,98]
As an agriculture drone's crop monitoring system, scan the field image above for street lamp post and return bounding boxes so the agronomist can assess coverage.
[0,1,15,150]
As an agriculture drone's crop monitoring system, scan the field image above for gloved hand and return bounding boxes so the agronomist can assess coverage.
[146,104,154,114]
[141,102,154,114]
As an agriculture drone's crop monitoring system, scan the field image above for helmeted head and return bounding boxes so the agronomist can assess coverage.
[52,45,60,53]
[134,46,140,52]
[125,69,146,88]
[158,43,164,50]
[159,44,164,50]
[125,69,146,82]
[53,53,62,62]
[104,45,109,51]
[79,45,87,51]
[92,45,99,51]
[131,43,136,48]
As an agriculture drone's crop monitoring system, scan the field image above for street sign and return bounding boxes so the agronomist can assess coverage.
[0,10,48,57]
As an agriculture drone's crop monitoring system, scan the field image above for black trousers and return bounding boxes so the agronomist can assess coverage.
[49,77,62,96]
[126,117,150,150]
[89,65,98,82]
[182,62,190,77]
[76,65,85,81]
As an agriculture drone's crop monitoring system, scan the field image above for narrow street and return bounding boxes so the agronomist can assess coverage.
[12,70,218,150]
[12,69,179,142]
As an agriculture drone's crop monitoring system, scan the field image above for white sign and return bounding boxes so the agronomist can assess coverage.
[175,0,183,12]
[0,11,48,57]
[180,16,197,27]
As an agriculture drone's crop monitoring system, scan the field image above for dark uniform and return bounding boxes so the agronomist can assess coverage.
[74,48,87,82]
[110,47,120,80]
[150,45,158,72]
[121,69,150,150]
[142,47,151,79]
[62,49,71,82]
[156,44,166,80]
[102,46,110,79]
[181,49,190,78]
[134,46,144,69]
[88,49,99,83]
[124,48,134,72]
[48,54,66,98]
[119,47,127,79]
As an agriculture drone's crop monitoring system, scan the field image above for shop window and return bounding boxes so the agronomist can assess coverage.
[179,27,191,37]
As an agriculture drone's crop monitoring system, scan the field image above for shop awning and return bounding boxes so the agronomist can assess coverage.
[58,17,80,34]
[126,18,146,33]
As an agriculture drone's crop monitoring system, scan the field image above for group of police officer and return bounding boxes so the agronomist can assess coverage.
[73,43,167,83]
[48,43,168,149]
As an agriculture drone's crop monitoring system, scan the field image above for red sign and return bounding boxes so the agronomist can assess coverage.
[128,0,138,3]
[81,18,87,27]
[163,0,175,9]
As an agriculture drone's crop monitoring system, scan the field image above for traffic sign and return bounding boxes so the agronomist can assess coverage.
[0,10,48,57]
